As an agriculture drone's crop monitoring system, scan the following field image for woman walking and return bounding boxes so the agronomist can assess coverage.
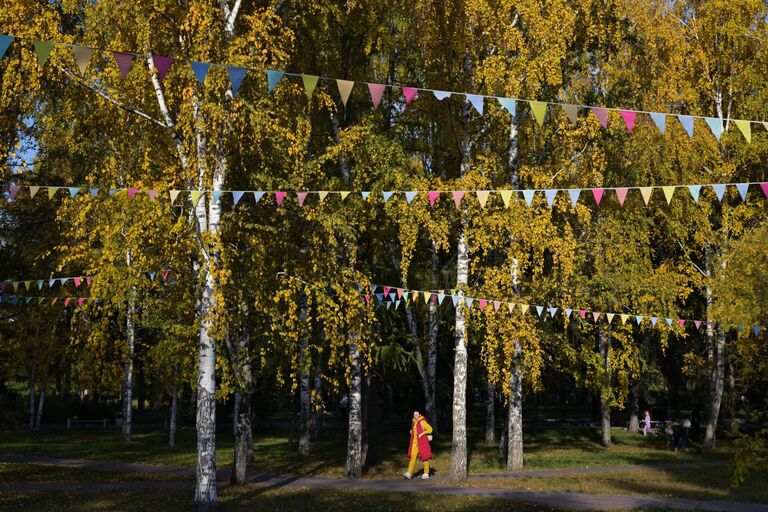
[403,410,433,479]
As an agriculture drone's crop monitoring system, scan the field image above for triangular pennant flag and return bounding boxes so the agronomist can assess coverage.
[190,190,204,206]
[151,55,173,81]
[591,107,609,128]
[650,113,666,134]
[433,91,451,100]
[635,315,643,325]
[688,185,701,202]
[68,187,79,198]
[523,190,535,207]
[620,314,629,324]
[190,62,211,84]
[385,301,392,310]
[529,101,547,126]
[507,303,515,314]
[396,288,404,299]
[302,74,319,99]
[382,286,391,296]
[639,187,653,205]
[113,52,134,78]
[64,297,71,307]
[267,70,284,92]
[651,316,658,326]
[499,190,513,208]
[592,188,604,205]
[705,117,723,140]
[615,188,628,206]
[86,276,93,286]
[33,41,55,67]
[520,304,530,315]
[169,190,181,204]
[61,277,69,286]
[232,191,245,205]
[318,191,329,202]
[108,188,119,197]
[336,79,354,107]
[760,182,768,198]
[383,191,394,202]
[49,279,56,288]
[734,120,751,143]
[47,187,59,199]
[127,188,139,198]
[498,98,516,116]
[451,295,459,307]
[476,190,490,208]
[465,297,473,309]
[402,87,418,105]
[405,191,418,203]
[368,83,386,108]
[694,320,702,329]
[592,311,601,322]
[736,183,749,202]
[620,110,636,131]
[753,325,762,335]
[361,191,371,200]
[9,184,20,198]
[466,94,484,115]
[579,309,586,319]
[535,305,544,317]
[340,191,351,201]
[29,186,40,198]
[428,191,440,206]
[479,299,488,310]
[253,191,265,204]
[0,35,13,59]
[562,104,579,124]
[161,271,169,281]
[606,313,615,324]
[678,115,694,137]
[712,184,726,202]
[74,277,82,287]
[296,192,308,206]
[662,186,675,204]
[679,319,686,327]
[148,272,156,281]
[228,67,247,96]
[275,191,287,207]
[568,189,581,206]
[666,318,673,326]
[148,189,158,201]
[452,191,464,209]
[88,188,99,198]
[77,297,85,306]
[545,189,557,207]
[210,190,221,204]
[493,301,501,312]
[36,280,43,290]
[548,307,558,318]
[72,46,94,74]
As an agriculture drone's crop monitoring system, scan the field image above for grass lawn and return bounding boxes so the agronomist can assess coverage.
[0,462,185,484]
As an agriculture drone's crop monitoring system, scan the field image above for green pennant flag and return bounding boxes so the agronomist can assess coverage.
[47,186,59,199]
[169,190,181,204]
[34,41,55,67]
[529,101,548,126]
[190,190,204,206]
[302,74,319,99]
[734,120,751,143]
[72,46,94,74]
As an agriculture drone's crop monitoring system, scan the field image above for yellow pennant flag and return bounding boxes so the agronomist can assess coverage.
[606,313,615,324]
[24,281,32,291]
[29,186,40,198]
[639,187,653,205]
[190,190,204,206]
[662,186,675,204]
[520,304,530,315]
[476,190,490,208]
[734,120,751,143]
[620,314,629,324]
[336,79,354,107]
[318,191,329,202]
[422,291,431,303]
[499,190,513,208]
[507,302,514,314]
[169,190,182,204]
[47,187,59,199]
[340,191,350,201]
[529,101,548,126]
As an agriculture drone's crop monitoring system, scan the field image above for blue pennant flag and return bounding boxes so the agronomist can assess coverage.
[228,67,247,96]
[191,62,211,85]
[266,70,284,92]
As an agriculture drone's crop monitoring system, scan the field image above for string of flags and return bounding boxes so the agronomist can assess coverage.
[0,33,764,142]
[0,295,92,307]
[4,182,768,209]
[0,270,172,294]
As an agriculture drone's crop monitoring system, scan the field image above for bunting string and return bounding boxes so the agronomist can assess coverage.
[3,181,767,209]
[0,33,766,142]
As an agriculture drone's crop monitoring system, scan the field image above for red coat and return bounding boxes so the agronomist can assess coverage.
[407,417,433,461]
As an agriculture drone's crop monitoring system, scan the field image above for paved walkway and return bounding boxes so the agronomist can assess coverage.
[1,454,766,512]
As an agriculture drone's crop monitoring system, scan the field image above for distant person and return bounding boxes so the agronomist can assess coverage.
[403,410,433,480]
[643,410,655,437]
[665,422,675,450]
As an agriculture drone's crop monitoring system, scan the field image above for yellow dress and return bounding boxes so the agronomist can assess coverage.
[406,417,433,475]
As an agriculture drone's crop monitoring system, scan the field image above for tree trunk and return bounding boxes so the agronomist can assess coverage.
[450,229,469,480]
[598,327,612,447]
[232,392,240,439]
[298,295,311,456]
[728,361,738,433]
[499,399,509,457]
[425,243,439,424]
[345,335,363,478]
[311,354,323,440]
[34,388,45,432]
[628,383,640,433]
[123,251,136,443]
[231,324,254,485]
[169,363,179,448]
[28,352,35,433]
[702,326,725,452]
[485,380,495,446]
[507,342,524,471]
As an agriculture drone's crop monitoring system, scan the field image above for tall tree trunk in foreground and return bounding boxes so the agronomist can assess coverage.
[703,326,725,451]
[123,251,137,443]
[450,230,469,480]
[628,383,640,433]
[298,296,311,456]
[169,363,179,448]
[599,327,612,447]
[485,380,495,445]
[345,333,363,478]
[507,342,524,471]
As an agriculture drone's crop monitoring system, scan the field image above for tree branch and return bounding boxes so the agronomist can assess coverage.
[58,66,167,128]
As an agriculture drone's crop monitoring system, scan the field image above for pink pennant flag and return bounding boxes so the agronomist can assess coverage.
[383,286,391,296]
[296,192,308,206]
[694,320,702,329]
[679,319,686,326]
[615,187,628,205]
[64,297,72,307]
[396,288,404,299]
[592,311,601,322]
[152,55,173,81]
[77,297,85,306]
[148,189,158,201]
[113,52,134,78]
[592,188,604,205]
[579,309,586,318]
[591,107,609,128]
[161,270,170,281]
[452,191,465,209]
[402,87,418,105]
[368,83,386,108]
[86,276,93,286]
[493,301,501,312]
[364,294,371,303]
[760,182,768,198]
[127,188,139,198]
[428,191,440,206]
[620,110,636,132]
[9,184,21,198]
[478,299,487,310]
[74,277,82,288]
[275,191,287,207]
[431,294,437,304]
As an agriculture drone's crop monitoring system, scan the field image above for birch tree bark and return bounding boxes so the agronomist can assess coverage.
[345,334,363,478]
[599,327,612,447]
[123,250,137,443]
[298,295,311,456]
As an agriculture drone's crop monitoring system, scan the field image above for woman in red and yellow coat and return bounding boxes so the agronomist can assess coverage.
[403,410,433,479]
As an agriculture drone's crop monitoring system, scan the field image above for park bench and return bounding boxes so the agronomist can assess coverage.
[66,418,109,428]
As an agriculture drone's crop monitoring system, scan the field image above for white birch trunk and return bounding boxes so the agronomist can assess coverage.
[703,327,725,451]
[298,296,311,456]
[599,327,612,447]
[426,244,439,424]
[507,341,523,471]
[450,230,469,480]
[345,334,363,478]
[123,251,136,443]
